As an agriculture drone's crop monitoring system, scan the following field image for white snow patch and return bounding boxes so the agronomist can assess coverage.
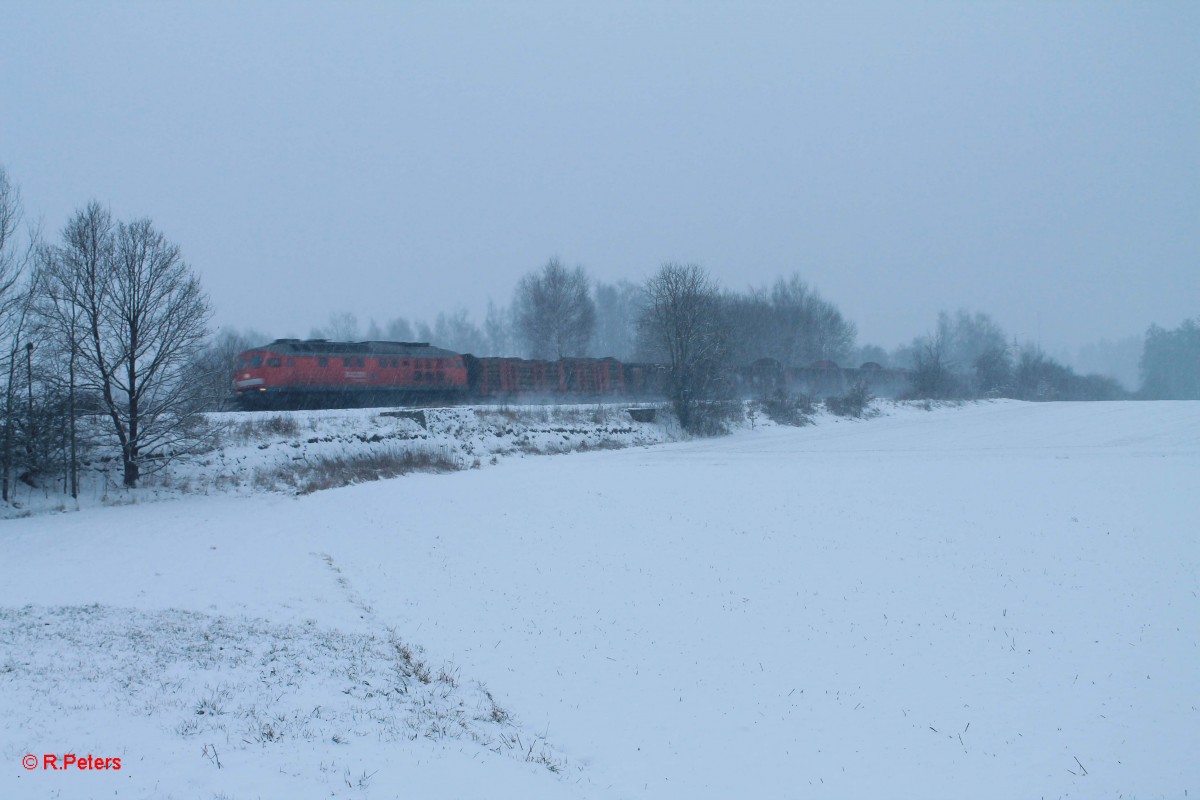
[2,399,1197,798]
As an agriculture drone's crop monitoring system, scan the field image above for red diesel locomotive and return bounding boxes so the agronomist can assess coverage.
[232,339,664,409]
[233,339,470,408]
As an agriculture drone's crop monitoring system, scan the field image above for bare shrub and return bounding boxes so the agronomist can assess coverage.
[684,399,743,437]
[759,391,814,427]
[575,438,626,452]
[235,414,299,442]
[825,380,874,418]
[259,415,299,437]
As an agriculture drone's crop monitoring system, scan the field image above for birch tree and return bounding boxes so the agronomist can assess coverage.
[513,258,595,359]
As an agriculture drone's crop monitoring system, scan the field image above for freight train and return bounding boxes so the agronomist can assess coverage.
[231,339,665,409]
[232,338,909,409]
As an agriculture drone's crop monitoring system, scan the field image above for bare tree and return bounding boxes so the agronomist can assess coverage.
[591,279,643,360]
[56,208,211,487]
[483,300,515,355]
[33,203,120,497]
[973,344,1013,397]
[720,289,773,367]
[0,167,40,503]
[1,287,34,503]
[1140,317,1200,399]
[722,274,855,368]
[312,311,360,341]
[639,262,726,431]
[32,243,83,498]
[906,309,1009,398]
[384,316,415,341]
[0,167,24,309]
[933,309,1007,373]
[513,258,596,359]
[765,275,855,365]
[417,307,487,354]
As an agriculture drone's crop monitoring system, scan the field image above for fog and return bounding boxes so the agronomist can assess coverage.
[1,2,1196,353]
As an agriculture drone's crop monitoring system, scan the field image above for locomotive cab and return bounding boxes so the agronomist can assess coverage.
[233,351,270,393]
[233,349,294,406]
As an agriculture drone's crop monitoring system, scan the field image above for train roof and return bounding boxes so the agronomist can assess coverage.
[252,339,462,358]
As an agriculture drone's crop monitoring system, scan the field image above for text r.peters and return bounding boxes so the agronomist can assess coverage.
[36,754,122,771]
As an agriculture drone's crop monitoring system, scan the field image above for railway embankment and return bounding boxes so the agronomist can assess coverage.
[4,396,922,515]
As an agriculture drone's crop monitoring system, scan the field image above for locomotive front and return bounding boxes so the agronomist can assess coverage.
[232,347,286,405]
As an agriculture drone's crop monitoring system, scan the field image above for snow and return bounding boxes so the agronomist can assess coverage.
[1,403,682,514]
[2,399,1198,799]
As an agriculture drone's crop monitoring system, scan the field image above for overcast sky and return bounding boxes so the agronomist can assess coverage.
[2,1,1196,351]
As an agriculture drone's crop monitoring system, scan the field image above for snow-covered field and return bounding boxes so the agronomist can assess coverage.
[2,400,1197,799]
